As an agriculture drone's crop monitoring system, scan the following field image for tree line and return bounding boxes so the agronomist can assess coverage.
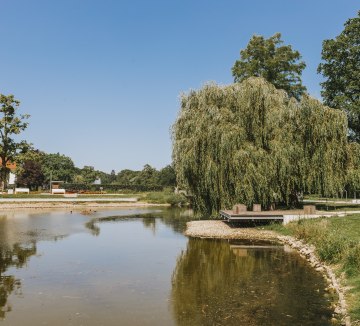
[14,150,176,191]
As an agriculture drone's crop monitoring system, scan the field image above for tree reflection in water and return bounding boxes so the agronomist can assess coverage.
[171,238,333,326]
[0,243,37,318]
[85,208,194,236]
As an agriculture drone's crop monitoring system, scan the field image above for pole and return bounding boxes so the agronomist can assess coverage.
[50,171,52,194]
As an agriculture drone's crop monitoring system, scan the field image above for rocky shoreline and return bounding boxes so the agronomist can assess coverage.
[185,220,351,326]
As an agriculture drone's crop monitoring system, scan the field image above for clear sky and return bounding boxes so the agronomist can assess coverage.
[0,0,358,173]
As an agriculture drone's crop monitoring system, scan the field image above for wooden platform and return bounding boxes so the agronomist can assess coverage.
[220,209,305,222]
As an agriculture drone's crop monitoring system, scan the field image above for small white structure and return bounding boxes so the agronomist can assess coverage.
[50,181,65,195]
[51,188,66,194]
[15,188,30,194]
[93,177,101,185]
[8,172,16,186]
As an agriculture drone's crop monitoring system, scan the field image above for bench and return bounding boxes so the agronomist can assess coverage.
[51,188,66,194]
[15,188,30,194]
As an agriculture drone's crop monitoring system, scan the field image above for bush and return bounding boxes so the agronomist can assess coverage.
[345,243,360,276]
[142,190,187,206]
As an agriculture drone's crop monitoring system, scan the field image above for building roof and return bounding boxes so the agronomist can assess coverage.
[0,159,16,171]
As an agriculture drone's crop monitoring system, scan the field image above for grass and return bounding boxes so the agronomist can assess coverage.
[0,193,140,199]
[304,194,358,202]
[264,214,360,322]
[141,190,188,206]
[315,203,360,212]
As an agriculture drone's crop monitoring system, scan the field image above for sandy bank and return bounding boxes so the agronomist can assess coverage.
[0,201,169,210]
[185,220,350,326]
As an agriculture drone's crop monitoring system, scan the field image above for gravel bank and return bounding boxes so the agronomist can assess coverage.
[185,220,278,241]
[0,201,169,210]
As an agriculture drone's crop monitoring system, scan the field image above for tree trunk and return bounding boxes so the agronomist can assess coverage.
[1,158,9,191]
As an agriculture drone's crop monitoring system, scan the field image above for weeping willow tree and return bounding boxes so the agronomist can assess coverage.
[172,77,348,216]
[346,142,360,194]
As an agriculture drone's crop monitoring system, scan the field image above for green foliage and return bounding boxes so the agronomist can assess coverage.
[318,11,360,142]
[157,165,176,187]
[74,166,102,184]
[16,160,45,190]
[41,153,76,183]
[345,142,360,193]
[116,169,140,184]
[109,169,116,183]
[0,94,30,188]
[295,96,348,196]
[142,189,187,206]
[232,33,306,100]
[139,164,158,185]
[115,164,176,188]
[172,77,348,216]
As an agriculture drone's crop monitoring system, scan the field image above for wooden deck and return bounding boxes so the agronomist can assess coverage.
[220,209,306,222]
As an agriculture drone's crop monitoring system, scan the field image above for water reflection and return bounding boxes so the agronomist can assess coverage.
[84,208,194,236]
[171,238,333,326]
[0,208,335,325]
[0,243,36,318]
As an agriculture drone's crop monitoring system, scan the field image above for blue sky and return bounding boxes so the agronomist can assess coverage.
[0,0,358,172]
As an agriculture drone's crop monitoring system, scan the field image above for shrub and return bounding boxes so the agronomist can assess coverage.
[142,190,187,206]
[345,243,360,276]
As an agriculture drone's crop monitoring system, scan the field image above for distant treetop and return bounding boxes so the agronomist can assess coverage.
[232,33,306,100]
[318,11,360,142]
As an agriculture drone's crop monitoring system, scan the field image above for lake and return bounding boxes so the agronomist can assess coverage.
[0,207,334,325]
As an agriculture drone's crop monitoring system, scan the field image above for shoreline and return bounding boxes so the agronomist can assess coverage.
[0,201,170,210]
[185,220,350,326]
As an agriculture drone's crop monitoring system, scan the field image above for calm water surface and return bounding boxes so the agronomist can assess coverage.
[0,208,333,325]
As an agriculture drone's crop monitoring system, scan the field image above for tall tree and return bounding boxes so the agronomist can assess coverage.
[139,164,158,185]
[318,11,360,142]
[157,165,176,187]
[0,94,30,189]
[16,160,45,190]
[79,166,98,184]
[42,153,76,183]
[116,169,140,184]
[110,169,116,183]
[232,33,306,100]
[172,78,347,216]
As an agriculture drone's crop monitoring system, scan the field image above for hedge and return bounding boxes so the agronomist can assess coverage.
[63,183,164,192]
